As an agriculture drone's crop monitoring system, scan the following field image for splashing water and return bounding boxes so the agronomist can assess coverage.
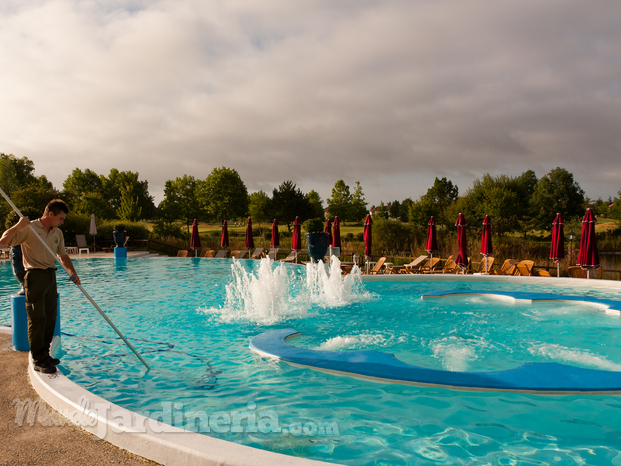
[211,257,371,324]
[305,256,368,307]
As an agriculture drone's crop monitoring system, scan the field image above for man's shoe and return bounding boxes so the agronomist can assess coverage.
[49,357,60,365]
[34,361,57,374]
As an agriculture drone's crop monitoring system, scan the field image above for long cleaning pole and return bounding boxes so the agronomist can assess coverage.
[0,189,150,370]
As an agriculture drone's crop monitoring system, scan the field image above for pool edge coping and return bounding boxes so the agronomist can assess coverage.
[27,356,338,466]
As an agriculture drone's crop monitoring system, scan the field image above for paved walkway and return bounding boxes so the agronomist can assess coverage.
[0,332,158,465]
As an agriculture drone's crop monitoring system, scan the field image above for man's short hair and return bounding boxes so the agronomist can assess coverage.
[43,199,69,216]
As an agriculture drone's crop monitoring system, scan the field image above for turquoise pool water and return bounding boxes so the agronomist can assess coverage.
[2,258,621,465]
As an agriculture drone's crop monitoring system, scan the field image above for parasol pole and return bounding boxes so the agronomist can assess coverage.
[0,188,150,370]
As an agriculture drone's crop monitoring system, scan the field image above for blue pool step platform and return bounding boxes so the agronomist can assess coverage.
[421,289,621,315]
[250,291,621,394]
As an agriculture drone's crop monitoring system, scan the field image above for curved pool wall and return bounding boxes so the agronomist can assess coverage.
[250,287,621,394]
[4,260,621,466]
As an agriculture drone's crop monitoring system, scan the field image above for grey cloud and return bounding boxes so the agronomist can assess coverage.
[1,0,620,205]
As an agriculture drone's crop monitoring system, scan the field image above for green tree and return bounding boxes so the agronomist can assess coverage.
[200,167,249,222]
[610,192,621,222]
[408,177,459,229]
[374,202,389,220]
[158,175,202,230]
[408,197,435,232]
[62,168,103,212]
[389,200,401,219]
[248,190,271,224]
[350,181,368,222]
[0,153,36,195]
[530,167,585,230]
[423,177,459,226]
[327,180,352,220]
[306,190,325,220]
[117,183,143,222]
[0,154,38,223]
[455,174,522,236]
[100,169,156,220]
[79,192,110,219]
[11,176,60,220]
[271,180,312,231]
[400,198,413,223]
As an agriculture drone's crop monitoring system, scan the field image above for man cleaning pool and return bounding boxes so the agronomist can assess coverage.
[0,199,80,374]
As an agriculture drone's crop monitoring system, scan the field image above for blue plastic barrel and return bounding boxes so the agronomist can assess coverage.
[11,294,61,352]
[114,246,127,258]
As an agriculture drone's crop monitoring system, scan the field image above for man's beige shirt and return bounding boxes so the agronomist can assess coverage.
[10,219,66,270]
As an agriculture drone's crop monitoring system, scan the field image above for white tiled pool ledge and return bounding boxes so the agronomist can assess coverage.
[28,360,337,466]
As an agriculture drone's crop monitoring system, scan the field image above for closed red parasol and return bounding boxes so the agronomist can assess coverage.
[480,215,492,274]
[244,217,254,251]
[577,208,599,279]
[324,219,332,246]
[426,216,438,264]
[291,217,302,250]
[190,219,201,256]
[220,220,229,249]
[271,219,280,248]
[332,217,342,249]
[550,213,564,277]
[363,214,372,258]
[455,213,468,273]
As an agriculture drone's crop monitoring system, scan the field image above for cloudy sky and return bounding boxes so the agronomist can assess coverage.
[1,0,620,206]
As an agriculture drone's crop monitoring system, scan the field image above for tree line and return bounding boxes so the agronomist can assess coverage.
[1,152,620,243]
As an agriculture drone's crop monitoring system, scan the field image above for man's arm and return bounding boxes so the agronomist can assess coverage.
[0,216,31,245]
[58,255,81,285]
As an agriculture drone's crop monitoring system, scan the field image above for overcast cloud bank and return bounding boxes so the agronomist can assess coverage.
[1,0,620,204]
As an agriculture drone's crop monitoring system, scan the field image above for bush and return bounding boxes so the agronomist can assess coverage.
[303,218,324,233]
[60,212,92,242]
[151,220,188,240]
[345,233,354,242]
[373,218,420,253]
[356,232,364,242]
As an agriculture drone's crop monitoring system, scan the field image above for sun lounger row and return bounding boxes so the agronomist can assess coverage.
[176,247,307,261]
[369,256,542,276]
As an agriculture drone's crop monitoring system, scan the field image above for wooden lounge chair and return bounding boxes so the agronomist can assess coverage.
[214,249,227,258]
[430,256,458,274]
[200,249,215,258]
[250,248,264,259]
[231,250,247,259]
[567,266,585,278]
[367,257,387,275]
[420,257,441,273]
[177,250,189,257]
[280,250,299,263]
[515,260,535,276]
[489,259,518,276]
[475,256,495,274]
[401,255,429,274]
[534,269,551,277]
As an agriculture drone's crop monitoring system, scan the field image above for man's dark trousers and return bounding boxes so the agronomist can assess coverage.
[24,268,57,365]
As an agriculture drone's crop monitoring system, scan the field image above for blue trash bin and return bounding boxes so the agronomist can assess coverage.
[11,294,61,352]
[114,246,127,258]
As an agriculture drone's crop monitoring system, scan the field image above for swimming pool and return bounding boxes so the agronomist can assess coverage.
[3,258,621,465]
